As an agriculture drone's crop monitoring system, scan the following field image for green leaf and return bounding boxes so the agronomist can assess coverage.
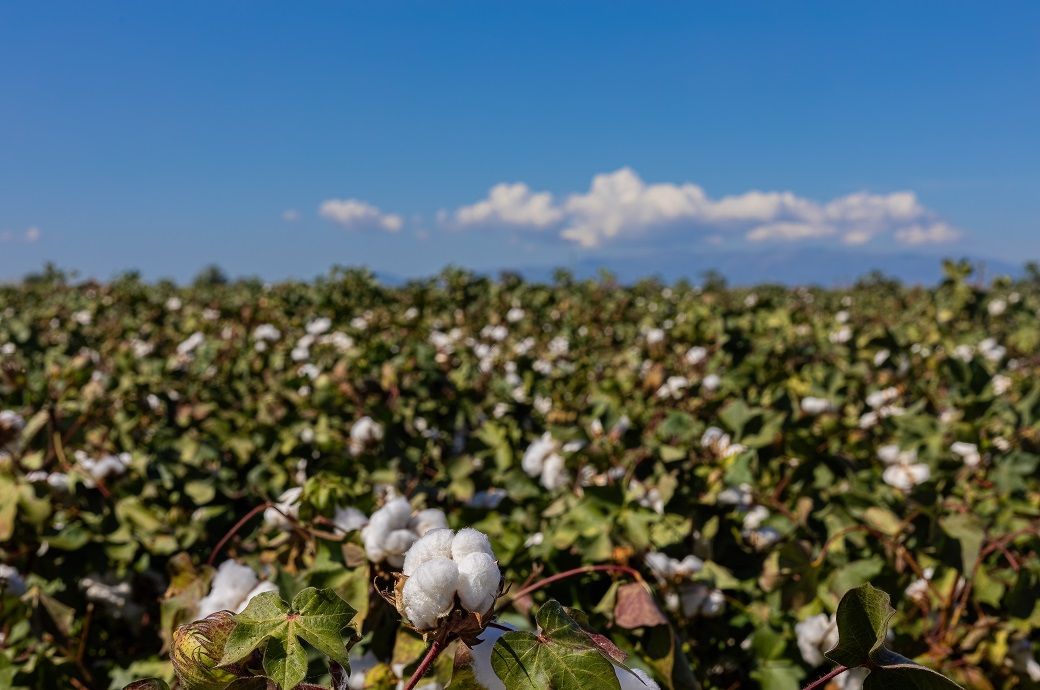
[263,635,307,690]
[939,514,985,573]
[220,588,357,690]
[219,592,290,666]
[490,600,623,690]
[826,585,964,689]
[289,587,356,668]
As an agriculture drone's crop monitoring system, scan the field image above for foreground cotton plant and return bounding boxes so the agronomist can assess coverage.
[392,527,502,633]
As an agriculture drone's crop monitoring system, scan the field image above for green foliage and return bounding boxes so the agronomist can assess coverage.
[490,601,628,689]
[0,267,1037,688]
[827,584,963,689]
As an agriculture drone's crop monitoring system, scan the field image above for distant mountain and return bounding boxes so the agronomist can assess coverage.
[502,248,1023,287]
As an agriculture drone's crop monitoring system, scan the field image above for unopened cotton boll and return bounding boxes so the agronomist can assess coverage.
[452,528,494,561]
[403,528,456,576]
[402,558,459,630]
[455,551,500,614]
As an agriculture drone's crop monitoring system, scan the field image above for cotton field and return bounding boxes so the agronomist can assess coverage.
[0,264,1037,690]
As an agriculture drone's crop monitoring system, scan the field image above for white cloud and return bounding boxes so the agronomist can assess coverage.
[894,222,961,245]
[446,168,961,249]
[453,182,563,228]
[319,199,403,233]
[747,221,834,242]
[1,227,41,244]
[282,209,300,222]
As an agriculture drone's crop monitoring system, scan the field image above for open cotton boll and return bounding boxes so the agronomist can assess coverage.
[467,625,511,690]
[409,508,449,536]
[196,560,259,618]
[403,558,459,630]
[455,552,500,614]
[264,486,303,529]
[383,529,420,568]
[333,506,369,533]
[521,432,556,476]
[403,528,456,577]
[540,452,569,490]
[451,528,494,561]
[236,581,279,613]
[795,613,839,667]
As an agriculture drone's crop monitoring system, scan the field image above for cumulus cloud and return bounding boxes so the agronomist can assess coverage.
[319,199,403,233]
[452,182,563,228]
[446,168,960,249]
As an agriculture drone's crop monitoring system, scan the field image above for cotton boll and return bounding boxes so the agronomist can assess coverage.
[522,433,555,476]
[196,560,259,618]
[333,506,369,533]
[403,528,456,576]
[403,558,459,630]
[617,667,661,689]
[384,529,420,561]
[236,581,279,613]
[466,625,510,690]
[452,528,495,561]
[795,613,838,667]
[264,486,303,529]
[409,508,449,536]
[540,452,569,490]
[455,552,501,614]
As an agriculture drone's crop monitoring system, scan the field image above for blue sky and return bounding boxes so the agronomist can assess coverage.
[1,1,1037,281]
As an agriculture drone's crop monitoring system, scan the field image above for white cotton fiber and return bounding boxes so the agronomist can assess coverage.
[465,624,511,690]
[540,452,568,490]
[617,667,661,689]
[333,506,369,533]
[264,486,303,529]
[384,528,420,556]
[409,508,449,536]
[402,558,459,630]
[455,551,500,614]
[196,560,258,618]
[451,528,494,561]
[236,580,279,613]
[403,528,456,576]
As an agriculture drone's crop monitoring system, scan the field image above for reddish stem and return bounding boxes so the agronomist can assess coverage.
[404,638,444,690]
[802,665,849,690]
[502,564,643,611]
[207,501,272,566]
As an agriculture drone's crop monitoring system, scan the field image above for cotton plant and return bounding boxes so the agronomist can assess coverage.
[193,560,278,619]
[391,527,502,632]
[362,496,449,568]
[655,375,690,400]
[73,450,132,485]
